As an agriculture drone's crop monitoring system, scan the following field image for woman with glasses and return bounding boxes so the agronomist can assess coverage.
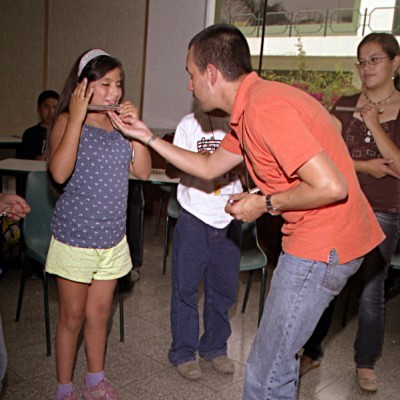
[300,32,400,393]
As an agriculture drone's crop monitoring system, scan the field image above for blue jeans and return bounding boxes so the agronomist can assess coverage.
[168,208,242,365]
[243,250,363,400]
[303,212,400,368]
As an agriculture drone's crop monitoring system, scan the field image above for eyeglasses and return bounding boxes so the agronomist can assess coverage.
[355,56,389,68]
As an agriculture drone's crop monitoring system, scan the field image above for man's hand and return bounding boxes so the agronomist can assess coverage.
[108,111,152,143]
[225,192,265,222]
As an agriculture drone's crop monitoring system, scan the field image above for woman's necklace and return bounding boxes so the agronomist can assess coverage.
[364,88,396,114]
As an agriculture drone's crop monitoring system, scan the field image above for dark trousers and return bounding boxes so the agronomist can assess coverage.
[168,208,242,365]
[303,211,400,368]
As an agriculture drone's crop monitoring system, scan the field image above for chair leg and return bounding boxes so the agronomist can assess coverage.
[42,269,51,356]
[241,270,253,313]
[118,280,124,342]
[258,267,267,327]
[156,194,164,233]
[15,256,29,321]
[162,215,170,275]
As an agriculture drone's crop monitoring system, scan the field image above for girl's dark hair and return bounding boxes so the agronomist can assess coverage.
[188,24,253,81]
[52,49,125,123]
[357,32,400,89]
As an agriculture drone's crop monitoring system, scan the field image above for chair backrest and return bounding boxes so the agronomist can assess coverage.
[239,221,268,271]
[167,186,181,219]
[22,171,58,262]
[391,238,400,269]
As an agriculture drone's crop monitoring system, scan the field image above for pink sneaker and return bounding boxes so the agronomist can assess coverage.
[83,378,122,400]
[61,393,79,400]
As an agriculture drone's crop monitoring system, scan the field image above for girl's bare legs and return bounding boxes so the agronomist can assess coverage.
[56,278,89,383]
[84,279,117,373]
[56,278,117,383]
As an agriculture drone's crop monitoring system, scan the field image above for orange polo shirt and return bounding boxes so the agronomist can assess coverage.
[222,72,384,263]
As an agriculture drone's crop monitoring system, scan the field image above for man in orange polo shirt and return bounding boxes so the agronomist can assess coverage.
[109,24,384,400]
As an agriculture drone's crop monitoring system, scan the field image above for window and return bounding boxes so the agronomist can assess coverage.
[216,0,358,37]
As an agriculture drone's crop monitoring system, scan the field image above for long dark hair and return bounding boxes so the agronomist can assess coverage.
[188,24,253,82]
[52,49,125,123]
[357,32,400,89]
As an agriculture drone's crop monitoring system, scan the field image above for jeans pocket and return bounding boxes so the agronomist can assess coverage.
[322,257,363,294]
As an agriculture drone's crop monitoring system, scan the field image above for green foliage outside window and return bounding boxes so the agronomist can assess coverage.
[260,38,359,109]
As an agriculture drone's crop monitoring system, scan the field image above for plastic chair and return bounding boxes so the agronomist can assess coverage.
[15,171,57,356]
[390,242,400,269]
[156,185,172,233]
[154,132,175,233]
[161,195,268,326]
[239,221,268,326]
[385,238,400,300]
[15,171,126,355]
[162,186,180,275]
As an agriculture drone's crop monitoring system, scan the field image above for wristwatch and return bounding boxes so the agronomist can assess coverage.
[265,194,281,216]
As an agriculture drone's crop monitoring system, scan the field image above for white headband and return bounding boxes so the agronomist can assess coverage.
[78,49,110,76]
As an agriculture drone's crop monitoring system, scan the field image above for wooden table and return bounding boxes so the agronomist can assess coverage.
[0,158,179,272]
[135,168,179,185]
[0,158,47,173]
[0,136,22,150]
[0,158,47,196]
[0,158,178,194]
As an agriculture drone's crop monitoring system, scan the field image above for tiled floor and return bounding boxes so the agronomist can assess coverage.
[0,214,399,399]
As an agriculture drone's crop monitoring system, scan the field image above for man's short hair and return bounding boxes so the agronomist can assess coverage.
[37,90,59,106]
[188,24,253,81]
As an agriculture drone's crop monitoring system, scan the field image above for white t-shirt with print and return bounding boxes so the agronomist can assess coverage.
[173,112,243,229]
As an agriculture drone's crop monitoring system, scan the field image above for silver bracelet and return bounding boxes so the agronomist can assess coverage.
[146,135,157,147]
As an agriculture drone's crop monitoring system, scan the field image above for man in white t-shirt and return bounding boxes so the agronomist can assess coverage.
[166,110,243,380]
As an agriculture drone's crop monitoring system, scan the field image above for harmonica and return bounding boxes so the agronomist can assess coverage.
[335,106,384,114]
[87,104,120,111]
[335,106,363,112]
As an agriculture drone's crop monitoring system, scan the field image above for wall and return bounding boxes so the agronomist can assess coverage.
[0,0,148,136]
[0,0,46,136]
[141,0,210,131]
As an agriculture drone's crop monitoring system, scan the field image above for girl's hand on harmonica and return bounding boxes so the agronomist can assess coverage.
[118,101,139,125]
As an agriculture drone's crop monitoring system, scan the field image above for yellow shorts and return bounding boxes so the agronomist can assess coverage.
[45,236,132,283]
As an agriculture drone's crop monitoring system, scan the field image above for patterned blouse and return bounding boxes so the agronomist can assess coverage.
[332,93,400,213]
[51,124,132,248]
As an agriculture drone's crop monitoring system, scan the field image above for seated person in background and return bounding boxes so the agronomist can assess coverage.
[166,110,244,380]
[17,90,59,160]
